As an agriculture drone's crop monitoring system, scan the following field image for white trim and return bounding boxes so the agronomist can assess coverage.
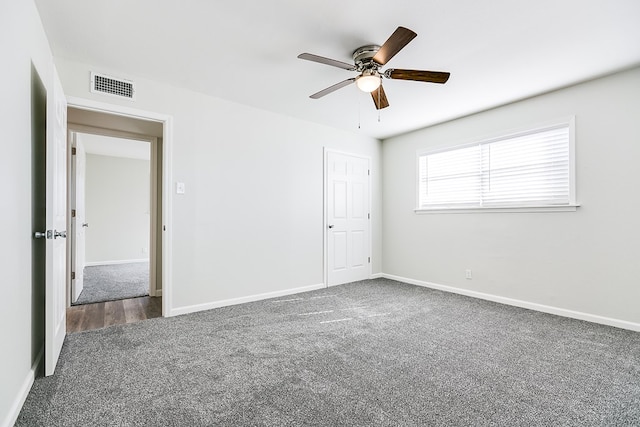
[66,96,168,122]
[370,273,384,279]
[322,147,328,288]
[162,117,173,319]
[65,96,172,319]
[382,273,640,332]
[154,289,162,297]
[66,123,156,142]
[84,259,149,267]
[149,136,159,300]
[567,116,577,205]
[415,204,580,214]
[3,348,43,427]
[169,283,326,317]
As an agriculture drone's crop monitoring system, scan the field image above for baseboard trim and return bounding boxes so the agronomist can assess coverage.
[154,289,162,297]
[3,347,43,427]
[382,273,640,332]
[370,273,384,279]
[169,283,327,317]
[85,259,149,267]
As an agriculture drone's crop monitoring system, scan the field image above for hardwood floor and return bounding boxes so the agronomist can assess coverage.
[67,296,162,333]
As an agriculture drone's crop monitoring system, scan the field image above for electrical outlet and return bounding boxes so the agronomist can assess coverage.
[465,269,473,280]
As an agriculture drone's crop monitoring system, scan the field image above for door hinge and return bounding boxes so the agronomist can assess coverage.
[368,213,370,219]
[71,209,76,217]
[71,271,75,280]
[368,257,371,263]
[368,169,370,176]
[71,147,76,155]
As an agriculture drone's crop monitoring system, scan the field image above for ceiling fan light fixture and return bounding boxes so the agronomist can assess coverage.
[356,73,381,93]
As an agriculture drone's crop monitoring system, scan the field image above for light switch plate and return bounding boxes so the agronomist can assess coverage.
[176,182,185,194]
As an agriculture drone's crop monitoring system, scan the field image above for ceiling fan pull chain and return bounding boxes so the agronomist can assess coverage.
[358,88,361,129]
[378,89,381,123]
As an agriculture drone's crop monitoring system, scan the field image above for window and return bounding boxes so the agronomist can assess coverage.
[417,119,576,212]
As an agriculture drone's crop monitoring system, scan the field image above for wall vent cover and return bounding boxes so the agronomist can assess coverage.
[90,72,136,100]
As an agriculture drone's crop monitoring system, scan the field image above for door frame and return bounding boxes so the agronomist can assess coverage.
[67,125,160,303]
[66,96,173,317]
[323,148,373,287]
[69,131,85,303]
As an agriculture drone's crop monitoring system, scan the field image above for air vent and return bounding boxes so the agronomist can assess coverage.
[90,72,136,100]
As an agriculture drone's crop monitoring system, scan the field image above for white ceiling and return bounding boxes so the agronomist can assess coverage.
[79,133,150,161]
[35,0,640,140]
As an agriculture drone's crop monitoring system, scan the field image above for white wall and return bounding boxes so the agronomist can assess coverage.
[84,153,150,264]
[382,67,640,327]
[0,0,56,425]
[55,57,382,312]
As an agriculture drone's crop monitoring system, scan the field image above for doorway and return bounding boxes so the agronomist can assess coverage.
[70,132,154,305]
[325,150,372,286]
[64,104,167,331]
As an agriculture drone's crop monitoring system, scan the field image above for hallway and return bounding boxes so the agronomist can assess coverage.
[66,296,161,333]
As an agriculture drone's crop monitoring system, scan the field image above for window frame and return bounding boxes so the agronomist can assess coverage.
[414,117,579,214]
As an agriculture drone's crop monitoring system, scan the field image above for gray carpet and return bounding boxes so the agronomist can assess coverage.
[72,262,149,305]
[18,279,640,426]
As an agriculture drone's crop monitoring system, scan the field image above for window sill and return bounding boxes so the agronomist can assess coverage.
[414,204,580,214]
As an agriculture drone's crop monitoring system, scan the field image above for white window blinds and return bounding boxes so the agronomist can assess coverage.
[418,123,573,210]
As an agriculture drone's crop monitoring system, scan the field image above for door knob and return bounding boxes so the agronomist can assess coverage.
[82,223,89,227]
[328,224,334,229]
[34,230,53,239]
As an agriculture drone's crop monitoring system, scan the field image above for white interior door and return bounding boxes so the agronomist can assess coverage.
[71,134,86,302]
[326,151,370,286]
[45,69,67,376]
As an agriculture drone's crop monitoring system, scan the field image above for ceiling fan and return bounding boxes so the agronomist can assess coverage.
[298,26,450,110]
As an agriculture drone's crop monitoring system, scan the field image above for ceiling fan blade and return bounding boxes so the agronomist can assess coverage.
[386,69,450,84]
[371,85,390,110]
[310,78,356,99]
[372,26,417,65]
[298,53,356,71]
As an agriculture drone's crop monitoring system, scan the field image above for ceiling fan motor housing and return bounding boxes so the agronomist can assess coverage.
[352,45,381,71]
